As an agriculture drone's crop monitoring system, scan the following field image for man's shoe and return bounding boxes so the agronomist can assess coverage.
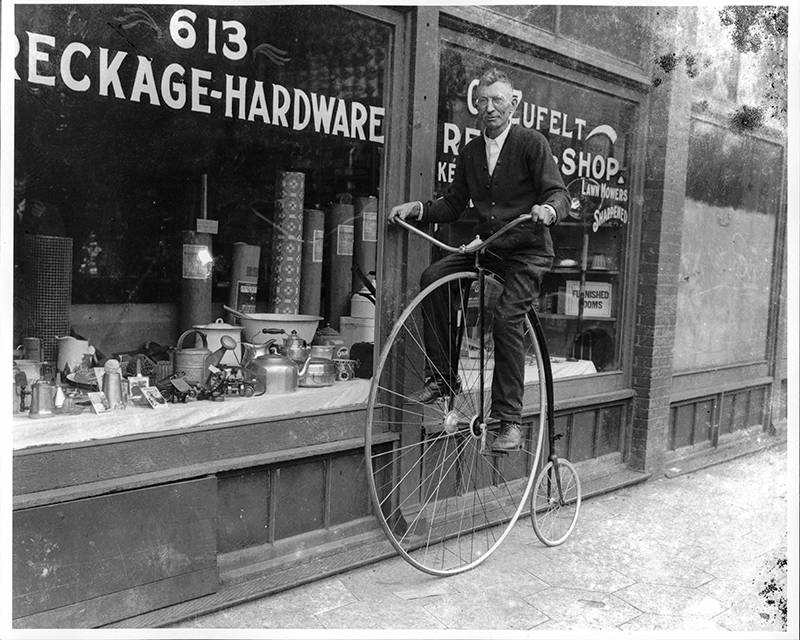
[409,376,461,404]
[493,421,523,451]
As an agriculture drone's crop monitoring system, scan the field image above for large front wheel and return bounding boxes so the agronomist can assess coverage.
[365,271,547,575]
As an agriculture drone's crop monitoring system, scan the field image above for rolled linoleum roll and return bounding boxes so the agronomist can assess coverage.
[353,196,378,291]
[300,208,325,317]
[325,196,354,331]
[268,170,305,314]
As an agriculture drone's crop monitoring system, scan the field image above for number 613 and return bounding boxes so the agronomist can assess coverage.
[170,9,247,61]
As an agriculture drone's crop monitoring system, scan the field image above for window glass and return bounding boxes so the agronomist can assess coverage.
[558,6,649,65]
[675,119,780,371]
[435,42,636,376]
[14,5,390,361]
[484,5,557,32]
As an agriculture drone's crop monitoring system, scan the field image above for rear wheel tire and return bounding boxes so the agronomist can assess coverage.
[530,458,581,546]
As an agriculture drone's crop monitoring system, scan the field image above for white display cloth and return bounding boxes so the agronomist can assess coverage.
[13,359,596,451]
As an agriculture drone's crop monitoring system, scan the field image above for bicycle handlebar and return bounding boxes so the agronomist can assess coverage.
[394,213,536,254]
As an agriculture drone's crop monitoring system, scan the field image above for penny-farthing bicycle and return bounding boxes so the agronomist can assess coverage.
[365,213,581,576]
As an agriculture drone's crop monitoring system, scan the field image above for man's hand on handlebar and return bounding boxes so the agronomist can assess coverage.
[530,203,557,226]
[388,201,423,225]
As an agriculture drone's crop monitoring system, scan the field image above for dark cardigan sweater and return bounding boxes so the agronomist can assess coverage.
[422,123,570,256]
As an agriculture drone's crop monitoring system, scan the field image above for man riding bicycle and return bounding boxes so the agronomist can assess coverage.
[388,68,570,451]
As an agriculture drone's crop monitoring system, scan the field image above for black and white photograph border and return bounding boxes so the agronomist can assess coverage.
[1,1,797,638]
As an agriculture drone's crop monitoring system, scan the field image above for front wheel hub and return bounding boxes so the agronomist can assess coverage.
[443,411,460,434]
[469,414,486,439]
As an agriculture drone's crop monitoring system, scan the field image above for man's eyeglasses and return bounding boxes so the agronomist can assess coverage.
[475,95,508,109]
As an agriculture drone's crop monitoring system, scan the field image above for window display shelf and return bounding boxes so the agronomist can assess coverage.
[12,358,600,452]
[551,268,621,275]
[13,381,373,451]
[539,313,617,322]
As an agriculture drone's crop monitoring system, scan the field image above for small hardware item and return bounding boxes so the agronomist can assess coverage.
[28,379,55,419]
[349,342,374,379]
[127,358,150,401]
[53,372,66,409]
[14,369,28,413]
[156,371,198,403]
[202,365,257,398]
[333,359,357,381]
[102,359,126,410]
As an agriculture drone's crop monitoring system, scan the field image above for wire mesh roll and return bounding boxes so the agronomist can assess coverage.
[23,235,73,363]
[300,208,325,316]
[353,196,378,291]
[268,170,305,314]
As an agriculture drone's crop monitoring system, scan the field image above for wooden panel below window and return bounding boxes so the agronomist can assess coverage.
[13,478,217,623]
[694,399,714,443]
[571,410,597,462]
[672,403,695,450]
[217,469,270,553]
[747,388,766,427]
[274,460,325,541]
[596,405,622,457]
[329,451,371,526]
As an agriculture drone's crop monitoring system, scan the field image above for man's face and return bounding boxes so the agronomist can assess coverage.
[475,81,517,137]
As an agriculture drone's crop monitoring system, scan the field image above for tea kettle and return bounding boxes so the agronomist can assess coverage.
[283,330,310,364]
[246,349,299,395]
[297,356,335,387]
[311,324,349,359]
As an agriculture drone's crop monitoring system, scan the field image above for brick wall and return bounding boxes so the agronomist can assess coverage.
[629,7,695,474]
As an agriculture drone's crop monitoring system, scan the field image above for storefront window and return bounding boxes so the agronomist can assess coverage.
[14,4,390,363]
[675,118,782,371]
[435,42,635,376]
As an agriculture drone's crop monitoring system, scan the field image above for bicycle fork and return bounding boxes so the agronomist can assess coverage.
[530,306,568,505]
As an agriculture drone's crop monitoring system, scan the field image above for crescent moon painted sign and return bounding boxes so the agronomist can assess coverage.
[585,125,618,143]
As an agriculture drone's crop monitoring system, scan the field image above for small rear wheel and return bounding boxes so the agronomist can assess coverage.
[530,458,581,546]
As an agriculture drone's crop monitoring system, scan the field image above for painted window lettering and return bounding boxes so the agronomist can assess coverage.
[14,11,385,144]
[438,76,630,231]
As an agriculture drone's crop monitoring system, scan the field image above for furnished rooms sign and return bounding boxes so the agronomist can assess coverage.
[565,280,612,318]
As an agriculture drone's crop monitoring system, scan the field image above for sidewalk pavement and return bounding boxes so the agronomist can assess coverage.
[171,443,792,637]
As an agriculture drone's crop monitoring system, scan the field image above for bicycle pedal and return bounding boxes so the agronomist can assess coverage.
[480,447,506,456]
[480,446,520,456]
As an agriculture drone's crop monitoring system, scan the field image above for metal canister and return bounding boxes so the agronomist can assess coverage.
[28,379,55,419]
[102,359,126,410]
[23,337,42,362]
